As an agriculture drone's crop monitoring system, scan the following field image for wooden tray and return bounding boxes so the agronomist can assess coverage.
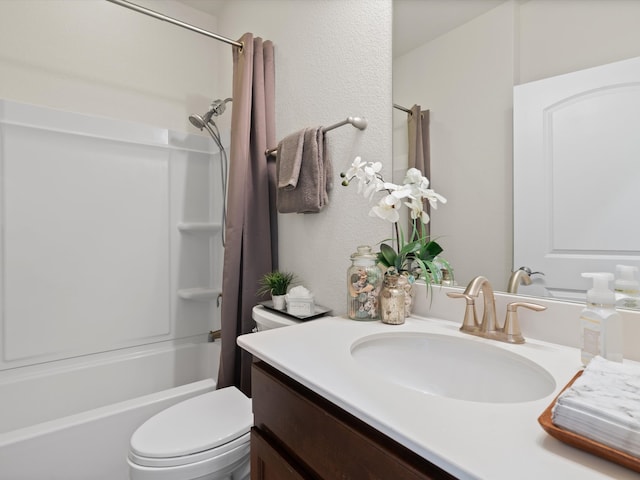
[538,370,640,473]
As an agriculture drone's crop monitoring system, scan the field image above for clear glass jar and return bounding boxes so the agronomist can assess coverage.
[380,274,406,325]
[347,245,383,320]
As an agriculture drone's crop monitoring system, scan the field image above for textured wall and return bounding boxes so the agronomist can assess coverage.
[218,0,393,315]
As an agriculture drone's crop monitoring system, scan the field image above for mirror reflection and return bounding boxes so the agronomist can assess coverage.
[392,0,640,307]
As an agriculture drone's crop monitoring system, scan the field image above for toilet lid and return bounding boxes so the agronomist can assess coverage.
[130,386,252,459]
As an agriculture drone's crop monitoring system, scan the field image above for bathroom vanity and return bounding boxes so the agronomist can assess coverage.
[251,361,453,479]
[238,311,640,479]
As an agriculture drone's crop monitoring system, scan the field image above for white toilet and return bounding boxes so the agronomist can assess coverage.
[127,305,300,480]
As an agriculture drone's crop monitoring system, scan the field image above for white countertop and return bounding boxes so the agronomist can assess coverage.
[238,314,640,479]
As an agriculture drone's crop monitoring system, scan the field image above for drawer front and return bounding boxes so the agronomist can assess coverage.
[252,362,455,480]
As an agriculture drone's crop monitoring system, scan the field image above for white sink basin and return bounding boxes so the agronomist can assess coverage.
[351,332,556,403]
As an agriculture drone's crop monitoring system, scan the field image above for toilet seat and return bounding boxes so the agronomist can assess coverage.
[129,432,250,468]
[127,439,250,480]
[129,386,252,469]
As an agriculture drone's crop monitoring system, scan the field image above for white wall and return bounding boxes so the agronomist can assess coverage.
[0,0,223,133]
[394,0,640,292]
[518,0,640,84]
[217,0,393,315]
[393,1,515,290]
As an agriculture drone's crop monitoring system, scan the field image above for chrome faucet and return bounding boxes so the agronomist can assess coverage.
[448,275,546,344]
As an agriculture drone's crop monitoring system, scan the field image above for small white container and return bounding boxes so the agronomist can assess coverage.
[287,297,315,317]
[286,286,315,316]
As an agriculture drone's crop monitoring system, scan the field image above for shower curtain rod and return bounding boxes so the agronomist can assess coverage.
[265,116,368,157]
[106,0,243,49]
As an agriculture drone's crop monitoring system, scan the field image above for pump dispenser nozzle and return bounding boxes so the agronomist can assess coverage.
[615,265,639,292]
[582,272,615,306]
[614,265,640,308]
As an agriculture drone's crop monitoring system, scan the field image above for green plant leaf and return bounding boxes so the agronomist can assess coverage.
[426,240,444,256]
[257,270,296,297]
[378,243,397,268]
[399,240,421,255]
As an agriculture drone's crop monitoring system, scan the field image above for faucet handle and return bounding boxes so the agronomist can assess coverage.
[503,302,546,344]
[447,292,479,333]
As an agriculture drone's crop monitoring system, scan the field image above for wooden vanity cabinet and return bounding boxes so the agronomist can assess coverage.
[251,361,456,480]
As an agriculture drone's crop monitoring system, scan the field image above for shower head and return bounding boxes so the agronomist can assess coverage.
[188,113,207,130]
[189,98,232,131]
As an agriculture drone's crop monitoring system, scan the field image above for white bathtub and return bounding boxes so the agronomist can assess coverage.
[0,339,220,480]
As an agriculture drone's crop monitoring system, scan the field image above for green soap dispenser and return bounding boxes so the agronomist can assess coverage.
[580,272,623,366]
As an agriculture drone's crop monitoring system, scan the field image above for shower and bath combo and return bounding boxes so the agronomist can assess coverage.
[189,98,231,246]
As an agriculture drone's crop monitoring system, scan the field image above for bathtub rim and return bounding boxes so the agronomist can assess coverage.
[0,377,217,447]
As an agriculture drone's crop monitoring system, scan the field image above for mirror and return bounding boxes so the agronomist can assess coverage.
[392,0,640,305]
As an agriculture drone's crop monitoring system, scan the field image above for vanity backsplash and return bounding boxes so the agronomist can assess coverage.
[415,283,640,362]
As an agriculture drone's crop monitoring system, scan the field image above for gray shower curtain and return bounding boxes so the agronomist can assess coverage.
[218,33,277,396]
[408,105,430,238]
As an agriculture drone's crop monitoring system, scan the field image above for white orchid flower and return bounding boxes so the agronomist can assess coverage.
[403,168,426,186]
[404,199,431,224]
[388,183,413,200]
[370,194,400,223]
[423,189,447,209]
[363,176,384,200]
[344,156,366,180]
[364,161,382,178]
[343,155,446,228]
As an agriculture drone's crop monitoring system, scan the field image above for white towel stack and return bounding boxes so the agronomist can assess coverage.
[552,356,640,457]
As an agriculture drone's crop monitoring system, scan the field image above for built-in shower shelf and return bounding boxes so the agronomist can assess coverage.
[177,222,222,233]
[177,288,221,301]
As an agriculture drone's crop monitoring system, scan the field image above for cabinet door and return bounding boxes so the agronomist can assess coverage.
[252,362,456,480]
[251,428,308,480]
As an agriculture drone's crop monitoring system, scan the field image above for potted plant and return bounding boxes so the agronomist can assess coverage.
[257,270,296,310]
[341,158,453,314]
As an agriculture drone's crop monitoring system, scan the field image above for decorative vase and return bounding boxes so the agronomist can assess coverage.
[380,274,406,325]
[397,272,415,317]
[272,294,286,310]
[347,245,383,320]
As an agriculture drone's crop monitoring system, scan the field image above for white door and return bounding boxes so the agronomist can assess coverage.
[514,55,640,299]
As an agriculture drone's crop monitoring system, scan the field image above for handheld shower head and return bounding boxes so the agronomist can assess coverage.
[189,98,232,131]
[187,100,231,249]
[188,114,207,130]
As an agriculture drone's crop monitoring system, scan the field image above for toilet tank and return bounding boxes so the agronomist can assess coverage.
[252,305,301,331]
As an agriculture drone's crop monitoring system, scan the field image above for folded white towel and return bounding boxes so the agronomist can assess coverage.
[553,356,640,457]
